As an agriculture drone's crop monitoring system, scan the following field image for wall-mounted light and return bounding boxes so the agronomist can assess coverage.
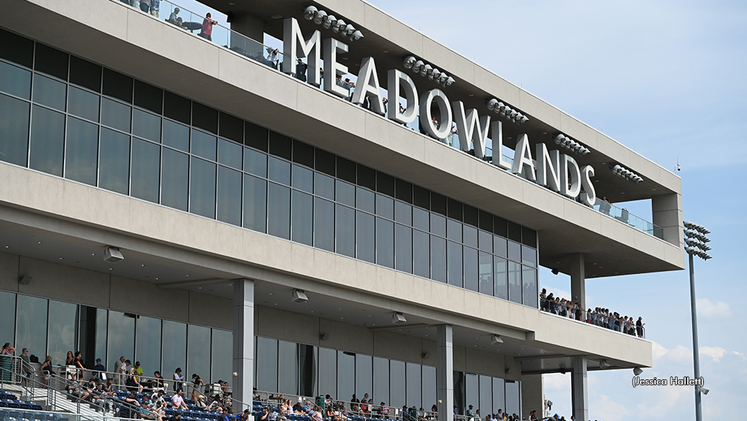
[610,163,643,183]
[485,98,528,124]
[304,8,363,41]
[104,246,124,263]
[403,56,454,87]
[292,289,308,303]
[303,5,317,20]
[392,312,407,324]
[491,335,504,345]
[554,133,590,156]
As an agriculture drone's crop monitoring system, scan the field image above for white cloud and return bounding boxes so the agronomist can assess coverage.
[700,346,727,362]
[697,298,733,319]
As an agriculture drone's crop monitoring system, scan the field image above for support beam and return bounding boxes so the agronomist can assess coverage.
[437,325,454,421]
[570,253,586,311]
[233,279,255,414]
[571,356,588,421]
[520,374,543,420]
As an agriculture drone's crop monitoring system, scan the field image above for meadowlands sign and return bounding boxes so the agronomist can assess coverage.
[282,17,597,206]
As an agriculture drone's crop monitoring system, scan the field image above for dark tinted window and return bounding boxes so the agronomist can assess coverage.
[164,91,191,124]
[69,56,101,92]
[245,121,268,151]
[292,139,314,168]
[219,112,243,143]
[337,156,356,183]
[376,172,395,196]
[192,102,218,134]
[134,80,163,114]
[269,131,292,160]
[102,68,133,103]
[0,28,34,68]
[315,148,335,176]
[35,43,68,80]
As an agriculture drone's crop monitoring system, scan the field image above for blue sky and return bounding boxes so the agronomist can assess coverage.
[179,0,746,418]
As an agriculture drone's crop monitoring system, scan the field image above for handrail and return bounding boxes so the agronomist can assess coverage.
[539,296,646,339]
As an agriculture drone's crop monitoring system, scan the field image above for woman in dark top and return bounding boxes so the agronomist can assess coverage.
[40,355,55,386]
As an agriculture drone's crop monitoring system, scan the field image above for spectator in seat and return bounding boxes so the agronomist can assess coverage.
[171,388,188,410]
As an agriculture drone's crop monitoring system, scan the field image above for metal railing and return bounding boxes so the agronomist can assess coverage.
[539,297,646,339]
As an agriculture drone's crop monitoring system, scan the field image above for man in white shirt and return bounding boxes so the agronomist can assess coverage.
[171,389,188,410]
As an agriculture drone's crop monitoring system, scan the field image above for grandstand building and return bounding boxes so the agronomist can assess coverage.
[0,0,685,419]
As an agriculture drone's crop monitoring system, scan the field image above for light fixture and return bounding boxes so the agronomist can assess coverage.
[18,275,32,285]
[633,367,643,376]
[610,163,643,183]
[104,246,124,263]
[322,14,336,29]
[313,9,326,25]
[445,76,455,86]
[319,332,329,341]
[486,98,498,111]
[422,352,430,359]
[344,24,355,36]
[392,312,407,324]
[700,387,709,395]
[599,359,610,369]
[420,64,432,77]
[551,269,559,275]
[292,289,308,303]
[412,60,424,73]
[303,5,317,20]
[486,97,529,125]
[429,68,440,81]
[438,73,449,84]
[403,56,416,69]
[491,335,503,345]
[333,19,346,33]
[351,30,364,41]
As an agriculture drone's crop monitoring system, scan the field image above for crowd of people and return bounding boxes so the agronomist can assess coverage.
[539,289,645,337]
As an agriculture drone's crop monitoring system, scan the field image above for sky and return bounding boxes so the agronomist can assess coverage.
[177,0,747,419]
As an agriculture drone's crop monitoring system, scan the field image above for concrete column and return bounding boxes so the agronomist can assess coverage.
[437,325,454,421]
[233,279,254,414]
[520,374,543,419]
[569,253,585,311]
[571,356,588,421]
[229,13,265,56]
[652,193,683,246]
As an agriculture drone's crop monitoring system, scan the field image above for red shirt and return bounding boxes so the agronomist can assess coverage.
[201,18,213,36]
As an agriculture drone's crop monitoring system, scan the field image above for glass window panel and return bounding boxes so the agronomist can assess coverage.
[269,131,292,160]
[131,138,160,203]
[69,56,101,93]
[187,325,211,380]
[508,241,521,262]
[245,122,268,152]
[101,97,131,133]
[95,309,107,369]
[315,172,335,200]
[522,266,538,308]
[413,207,429,232]
[136,316,162,375]
[336,156,356,183]
[373,357,389,407]
[356,211,375,263]
[268,156,291,185]
[522,245,537,267]
[0,93,30,166]
[243,174,267,232]
[376,194,394,219]
[256,337,278,392]
[376,218,394,268]
[356,187,375,213]
[192,102,218,134]
[190,157,217,218]
[336,180,355,206]
[0,291,16,350]
[508,261,522,304]
[217,166,242,226]
[161,147,189,211]
[494,257,508,300]
[453,371,464,415]
[29,105,64,176]
[413,230,429,278]
[465,373,478,415]
[219,112,243,144]
[15,296,47,361]
[508,222,522,242]
[47,300,77,367]
[314,198,335,252]
[268,183,291,239]
[395,179,412,203]
[479,375,493,416]
[133,109,161,142]
[32,73,66,111]
[292,190,313,246]
[356,164,375,189]
[336,205,355,258]
[162,321,187,378]
[395,224,413,273]
[218,138,242,170]
[318,347,336,399]
[244,148,267,178]
[35,46,69,83]
[479,252,493,296]
[413,186,430,210]
[463,247,478,292]
[0,28,33,68]
[479,231,492,253]
[298,345,317,397]
[292,164,313,193]
[163,119,189,151]
[133,80,162,115]
[406,362,421,408]
[211,329,232,384]
[102,68,132,103]
[447,241,463,287]
[0,61,31,99]
[278,340,297,395]
[107,311,135,369]
[447,219,462,242]
[492,378,505,415]
[68,86,99,122]
[463,225,478,248]
[192,129,217,161]
[99,128,130,195]
[422,366,436,412]
[389,360,405,408]
[164,91,191,124]
[431,236,446,283]
[356,354,372,398]
[505,381,520,417]
[338,351,355,402]
[430,214,446,237]
[395,201,412,225]
[65,116,98,186]
[494,236,507,258]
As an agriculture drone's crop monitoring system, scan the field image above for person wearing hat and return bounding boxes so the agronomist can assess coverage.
[93,358,106,382]
[168,7,184,27]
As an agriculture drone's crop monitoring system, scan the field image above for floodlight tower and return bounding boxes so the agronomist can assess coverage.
[683,221,712,421]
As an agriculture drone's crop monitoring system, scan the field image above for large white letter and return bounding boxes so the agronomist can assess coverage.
[323,38,349,98]
[580,165,596,206]
[419,89,453,140]
[452,101,491,158]
[561,154,582,198]
[491,121,511,170]
[535,143,561,192]
[387,69,418,125]
[351,57,385,115]
[282,18,321,85]
[512,134,536,181]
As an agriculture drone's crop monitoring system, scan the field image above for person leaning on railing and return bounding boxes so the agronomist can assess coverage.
[40,355,56,385]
